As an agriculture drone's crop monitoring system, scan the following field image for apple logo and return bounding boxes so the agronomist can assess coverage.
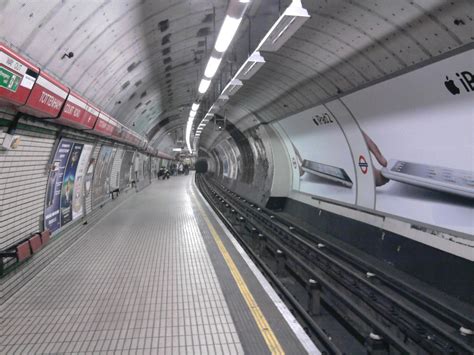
[445,76,460,95]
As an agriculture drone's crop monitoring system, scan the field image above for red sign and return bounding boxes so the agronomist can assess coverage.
[21,71,69,118]
[53,92,88,128]
[0,43,39,107]
[111,120,123,139]
[120,127,134,144]
[359,155,368,174]
[94,112,115,137]
[83,103,99,129]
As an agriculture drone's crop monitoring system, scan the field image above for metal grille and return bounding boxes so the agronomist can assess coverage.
[0,129,55,250]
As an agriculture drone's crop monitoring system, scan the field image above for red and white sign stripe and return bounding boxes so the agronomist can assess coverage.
[22,71,69,118]
[57,92,88,127]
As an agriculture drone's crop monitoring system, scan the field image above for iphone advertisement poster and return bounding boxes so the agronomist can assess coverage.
[277,49,473,235]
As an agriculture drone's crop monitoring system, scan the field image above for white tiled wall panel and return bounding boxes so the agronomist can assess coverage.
[0,129,56,250]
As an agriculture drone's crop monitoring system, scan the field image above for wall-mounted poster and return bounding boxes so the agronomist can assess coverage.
[143,156,151,182]
[110,148,124,190]
[222,139,238,180]
[60,143,83,226]
[119,150,134,189]
[341,48,473,235]
[84,157,95,198]
[215,143,231,178]
[276,48,473,236]
[72,144,93,220]
[44,139,74,232]
[278,105,356,205]
[134,154,142,181]
[92,145,116,207]
[44,139,94,233]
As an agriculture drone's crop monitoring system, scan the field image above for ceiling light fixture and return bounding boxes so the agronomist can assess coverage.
[256,0,309,52]
[198,78,211,94]
[204,55,223,78]
[191,103,200,111]
[189,0,250,152]
[216,95,229,106]
[221,78,243,96]
[215,15,243,53]
[234,51,265,80]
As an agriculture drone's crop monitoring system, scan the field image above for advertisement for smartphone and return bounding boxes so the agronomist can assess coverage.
[277,48,473,235]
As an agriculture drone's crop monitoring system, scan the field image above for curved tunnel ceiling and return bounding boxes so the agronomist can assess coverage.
[197,0,474,149]
[0,0,227,143]
[1,0,473,153]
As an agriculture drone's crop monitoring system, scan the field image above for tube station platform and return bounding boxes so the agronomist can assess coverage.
[1,174,319,354]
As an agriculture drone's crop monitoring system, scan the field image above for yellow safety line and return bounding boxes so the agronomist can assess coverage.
[192,190,285,355]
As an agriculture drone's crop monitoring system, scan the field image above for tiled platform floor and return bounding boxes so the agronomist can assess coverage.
[1,176,244,354]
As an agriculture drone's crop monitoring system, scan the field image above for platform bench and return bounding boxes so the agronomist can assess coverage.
[109,188,120,199]
[0,229,51,276]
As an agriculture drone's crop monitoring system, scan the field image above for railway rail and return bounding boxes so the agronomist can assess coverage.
[196,175,474,355]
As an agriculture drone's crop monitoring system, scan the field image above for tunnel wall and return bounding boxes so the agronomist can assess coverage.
[204,123,275,206]
[204,47,473,242]
[200,47,473,301]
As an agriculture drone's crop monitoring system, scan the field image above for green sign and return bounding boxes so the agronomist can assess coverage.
[0,66,20,92]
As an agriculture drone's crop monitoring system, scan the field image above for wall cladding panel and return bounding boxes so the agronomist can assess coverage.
[0,129,55,250]
[207,124,275,206]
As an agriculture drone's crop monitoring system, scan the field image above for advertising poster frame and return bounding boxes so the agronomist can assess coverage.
[44,139,74,233]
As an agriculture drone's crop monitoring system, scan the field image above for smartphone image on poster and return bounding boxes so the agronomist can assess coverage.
[46,161,61,207]
[302,159,353,188]
[381,159,474,199]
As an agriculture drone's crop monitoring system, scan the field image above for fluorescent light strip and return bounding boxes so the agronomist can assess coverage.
[191,103,200,111]
[222,78,243,96]
[234,51,265,80]
[204,56,223,78]
[189,2,249,152]
[272,17,297,45]
[217,95,229,103]
[215,16,243,53]
[198,78,211,94]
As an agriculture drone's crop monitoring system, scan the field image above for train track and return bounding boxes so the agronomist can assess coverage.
[196,175,474,355]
